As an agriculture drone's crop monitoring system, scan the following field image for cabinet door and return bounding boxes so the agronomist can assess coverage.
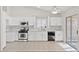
[28,17,35,26]
[8,18,20,25]
[41,19,47,28]
[42,32,47,41]
[28,31,35,41]
[6,31,18,42]
[55,31,63,41]
[50,17,63,26]
[36,19,41,28]
[28,31,42,41]
[35,32,42,41]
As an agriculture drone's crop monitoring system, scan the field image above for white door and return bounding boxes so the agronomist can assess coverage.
[72,15,79,50]
[72,16,78,42]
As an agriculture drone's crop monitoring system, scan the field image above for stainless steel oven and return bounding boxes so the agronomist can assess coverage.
[18,33,27,40]
[18,22,29,41]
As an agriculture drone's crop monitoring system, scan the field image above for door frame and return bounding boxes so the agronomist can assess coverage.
[66,14,79,51]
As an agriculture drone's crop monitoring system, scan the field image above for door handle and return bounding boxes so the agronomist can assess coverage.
[77,30,78,34]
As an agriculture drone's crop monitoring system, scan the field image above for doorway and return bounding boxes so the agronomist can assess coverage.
[66,15,79,51]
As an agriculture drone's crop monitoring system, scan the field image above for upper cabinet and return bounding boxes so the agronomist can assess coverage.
[41,17,48,28]
[49,17,63,26]
[6,17,35,26]
[36,17,47,28]
[6,17,21,26]
[27,17,36,28]
[36,17,42,28]
[6,16,63,30]
[28,17,35,25]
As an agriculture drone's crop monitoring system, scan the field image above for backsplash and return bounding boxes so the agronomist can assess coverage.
[6,25,62,32]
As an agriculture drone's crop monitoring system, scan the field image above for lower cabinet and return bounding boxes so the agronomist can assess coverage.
[28,31,35,41]
[28,31,47,41]
[6,31,63,42]
[42,31,48,41]
[34,32,42,41]
[6,31,18,42]
[55,31,63,41]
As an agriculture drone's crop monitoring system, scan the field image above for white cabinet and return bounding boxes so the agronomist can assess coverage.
[28,17,36,28]
[36,17,47,28]
[28,31,36,41]
[6,31,18,42]
[55,31,63,41]
[34,32,42,41]
[6,27,18,42]
[7,18,20,25]
[36,19,41,28]
[28,31,47,41]
[41,18,47,28]
[28,31,42,41]
[50,17,63,26]
[42,31,47,41]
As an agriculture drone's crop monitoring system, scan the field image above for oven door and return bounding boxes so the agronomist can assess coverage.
[19,33,27,40]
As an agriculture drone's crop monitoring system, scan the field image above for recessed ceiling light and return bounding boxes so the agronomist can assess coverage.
[52,10,58,14]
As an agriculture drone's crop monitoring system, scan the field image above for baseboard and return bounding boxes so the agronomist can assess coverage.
[55,40,64,42]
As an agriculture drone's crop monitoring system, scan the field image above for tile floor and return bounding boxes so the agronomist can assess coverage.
[58,43,77,52]
[3,41,65,52]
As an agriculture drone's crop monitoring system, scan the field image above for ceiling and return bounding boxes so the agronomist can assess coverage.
[33,6,72,14]
[7,6,72,14]
[5,6,73,17]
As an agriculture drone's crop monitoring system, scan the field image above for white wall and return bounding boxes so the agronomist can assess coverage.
[1,7,7,51]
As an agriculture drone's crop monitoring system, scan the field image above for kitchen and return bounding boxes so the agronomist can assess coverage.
[1,0,79,59]
[6,16,63,42]
[0,6,79,51]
